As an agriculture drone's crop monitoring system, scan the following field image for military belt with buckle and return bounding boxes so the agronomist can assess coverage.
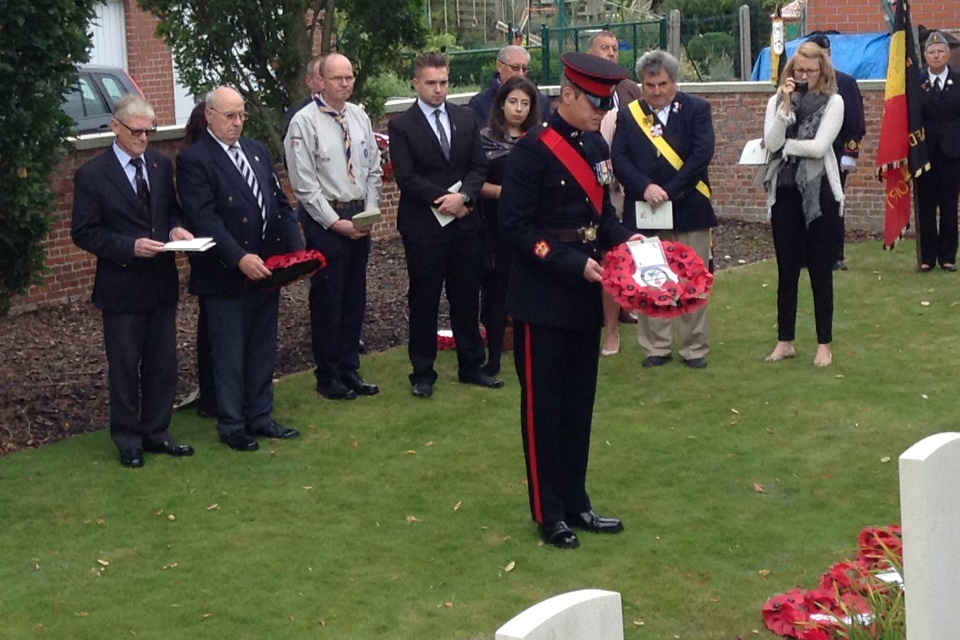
[549,225,599,243]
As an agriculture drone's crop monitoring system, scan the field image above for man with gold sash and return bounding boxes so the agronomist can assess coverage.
[612,50,717,369]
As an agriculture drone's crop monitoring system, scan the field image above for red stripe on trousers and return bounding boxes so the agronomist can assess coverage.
[523,322,542,523]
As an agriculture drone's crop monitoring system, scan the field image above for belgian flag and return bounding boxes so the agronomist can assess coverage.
[876,0,929,249]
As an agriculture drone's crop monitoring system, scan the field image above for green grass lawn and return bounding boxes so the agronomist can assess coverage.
[1,239,954,639]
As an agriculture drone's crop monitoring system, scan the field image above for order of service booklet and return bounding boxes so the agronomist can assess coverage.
[431,181,463,227]
[164,237,216,252]
[352,210,381,229]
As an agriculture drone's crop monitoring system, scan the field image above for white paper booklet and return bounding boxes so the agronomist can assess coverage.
[431,181,463,227]
[164,237,216,252]
[635,200,673,230]
[739,138,770,165]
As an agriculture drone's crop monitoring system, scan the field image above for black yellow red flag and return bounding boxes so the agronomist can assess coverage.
[876,0,929,248]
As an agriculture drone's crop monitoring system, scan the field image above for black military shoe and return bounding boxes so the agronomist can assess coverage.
[316,378,357,400]
[341,371,379,396]
[119,448,145,468]
[539,521,580,549]
[247,421,299,440]
[458,371,505,388]
[566,510,624,534]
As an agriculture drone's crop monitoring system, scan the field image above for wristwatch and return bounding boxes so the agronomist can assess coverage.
[459,192,471,204]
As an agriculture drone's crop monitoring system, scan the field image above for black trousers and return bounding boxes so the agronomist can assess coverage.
[514,321,599,525]
[102,303,178,451]
[303,212,370,383]
[835,170,848,262]
[402,233,485,385]
[917,149,960,268]
[771,182,837,345]
[480,209,512,375]
[195,298,217,414]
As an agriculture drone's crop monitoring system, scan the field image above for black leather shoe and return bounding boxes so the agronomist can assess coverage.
[220,431,259,452]
[833,260,848,271]
[247,421,300,440]
[942,264,958,272]
[642,355,672,368]
[119,448,145,468]
[411,382,433,398]
[143,440,195,457]
[567,510,624,534]
[459,371,505,388]
[341,371,379,396]
[683,357,708,369]
[618,309,638,324]
[316,378,357,400]
[539,521,580,549]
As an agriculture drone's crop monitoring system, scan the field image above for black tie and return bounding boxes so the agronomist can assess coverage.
[130,157,150,212]
[434,109,450,160]
[933,77,942,96]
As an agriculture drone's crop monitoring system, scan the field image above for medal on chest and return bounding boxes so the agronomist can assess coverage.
[594,159,613,185]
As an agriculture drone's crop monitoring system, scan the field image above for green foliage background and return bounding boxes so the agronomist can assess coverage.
[138,0,427,157]
[0,0,96,316]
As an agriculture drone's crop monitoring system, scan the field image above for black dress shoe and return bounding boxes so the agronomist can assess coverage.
[247,421,300,439]
[682,357,708,369]
[942,264,958,272]
[539,521,580,549]
[220,431,259,452]
[618,309,638,324]
[119,448,145,468]
[143,440,195,457]
[642,355,672,368]
[567,510,624,534]
[411,382,433,398]
[459,371,505,388]
[833,260,848,271]
[316,378,357,400]
[341,371,379,396]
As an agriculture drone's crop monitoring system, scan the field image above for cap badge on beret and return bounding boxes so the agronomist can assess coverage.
[925,31,950,51]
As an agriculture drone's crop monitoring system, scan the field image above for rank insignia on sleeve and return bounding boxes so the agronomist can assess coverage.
[533,240,551,259]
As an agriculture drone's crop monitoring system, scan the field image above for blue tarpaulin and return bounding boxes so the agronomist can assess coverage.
[751,32,891,81]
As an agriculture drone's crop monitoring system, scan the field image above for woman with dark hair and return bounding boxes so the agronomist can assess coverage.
[183,101,208,145]
[762,42,844,367]
[478,76,541,376]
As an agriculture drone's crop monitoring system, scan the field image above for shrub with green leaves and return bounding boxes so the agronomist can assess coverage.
[0,1,96,317]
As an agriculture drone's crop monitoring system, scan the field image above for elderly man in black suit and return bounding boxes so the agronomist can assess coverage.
[917,31,960,273]
[177,86,304,451]
[612,49,717,370]
[467,45,552,127]
[71,95,195,468]
[388,52,502,398]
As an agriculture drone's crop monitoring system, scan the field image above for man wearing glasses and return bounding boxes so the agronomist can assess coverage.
[71,95,195,468]
[468,45,552,126]
[285,53,383,400]
[177,86,305,452]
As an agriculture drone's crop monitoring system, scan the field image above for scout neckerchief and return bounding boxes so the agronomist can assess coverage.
[315,96,355,183]
[537,127,604,215]
[627,99,711,200]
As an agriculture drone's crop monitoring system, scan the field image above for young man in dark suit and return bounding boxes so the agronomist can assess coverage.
[177,86,304,451]
[71,95,195,468]
[388,52,502,398]
[612,49,717,370]
[917,31,960,272]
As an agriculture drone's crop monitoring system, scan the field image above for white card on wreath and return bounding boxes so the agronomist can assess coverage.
[635,200,673,229]
[627,237,679,287]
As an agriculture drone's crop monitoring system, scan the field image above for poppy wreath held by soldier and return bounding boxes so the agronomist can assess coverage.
[601,240,713,320]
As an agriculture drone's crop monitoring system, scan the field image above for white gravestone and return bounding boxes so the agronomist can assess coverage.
[899,432,960,640]
[495,589,624,640]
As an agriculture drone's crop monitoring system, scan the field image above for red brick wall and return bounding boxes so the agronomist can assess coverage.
[10,84,889,314]
[126,1,176,126]
[806,0,960,34]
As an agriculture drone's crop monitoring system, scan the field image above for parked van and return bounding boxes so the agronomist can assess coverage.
[63,65,143,134]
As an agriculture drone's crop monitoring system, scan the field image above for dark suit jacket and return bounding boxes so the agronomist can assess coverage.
[834,71,866,163]
[499,114,632,331]
[920,68,960,159]
[467,73,553,128]
[611,91,717,233]
[176,132,304,296]
[388,102,488,240]
[71,148,182,313]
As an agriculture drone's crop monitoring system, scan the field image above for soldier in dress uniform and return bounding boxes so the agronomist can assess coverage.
[498,52,642,549]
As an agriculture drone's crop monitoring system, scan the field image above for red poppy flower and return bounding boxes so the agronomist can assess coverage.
[763,589,806,637]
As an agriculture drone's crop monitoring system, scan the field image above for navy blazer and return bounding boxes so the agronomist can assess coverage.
[388,102,488,241]
[499,114,632,331]
[611,92,717,233]
[834,71,867,163]
[71,148,182,313]
[920,68,960,159]
[176,132,304,296]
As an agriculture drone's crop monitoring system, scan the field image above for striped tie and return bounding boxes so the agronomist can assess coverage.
[316,98,355,183]
[434,109,450,160]
[229,145,267,238]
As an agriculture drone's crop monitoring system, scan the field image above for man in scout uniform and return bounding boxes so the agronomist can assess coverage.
[499,52,640,549]
[611,49,717,370]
